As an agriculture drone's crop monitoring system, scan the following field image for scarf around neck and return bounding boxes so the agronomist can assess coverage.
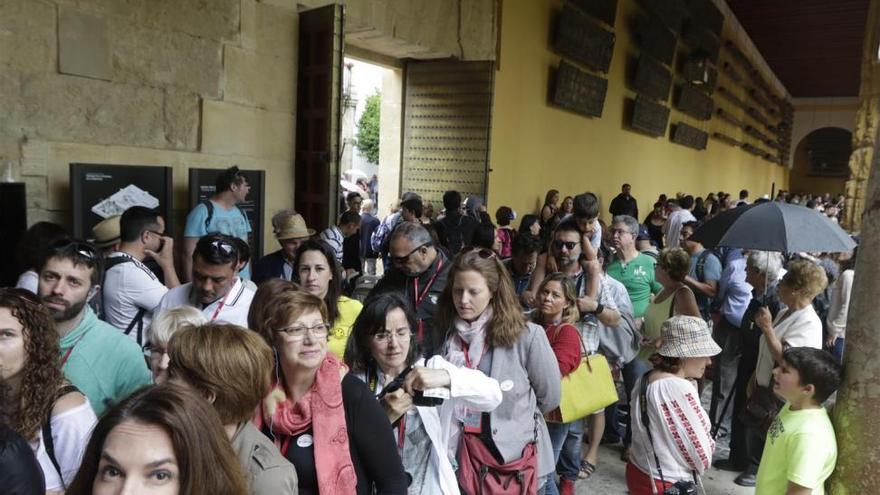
[258,353,357,494]
[447,307,493,370]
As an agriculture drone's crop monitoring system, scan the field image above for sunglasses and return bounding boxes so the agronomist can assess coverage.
[390,242,430,265]
[460,246,497,259]
[49,240,99,261]
[209,238,238,256]
[552,240,578,251]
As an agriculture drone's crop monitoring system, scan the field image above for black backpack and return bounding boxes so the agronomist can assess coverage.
[440,215,467,255]
[99,256,147,345]
[202,199,249,232]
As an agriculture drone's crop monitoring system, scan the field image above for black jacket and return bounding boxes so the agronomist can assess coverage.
[251,250,290,285]
[0,424,45,494]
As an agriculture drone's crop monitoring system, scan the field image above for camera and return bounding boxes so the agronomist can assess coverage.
[663,480,697,495]
[377,366,445,407]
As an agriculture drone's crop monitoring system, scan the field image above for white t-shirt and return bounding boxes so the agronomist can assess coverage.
[756,305,823,386]
[33,399,97,491]
[15,270,39,293]
[102,252,169,344]
[157,278,255,327]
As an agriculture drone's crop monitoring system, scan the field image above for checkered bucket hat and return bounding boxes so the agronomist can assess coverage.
[658,315,722,358]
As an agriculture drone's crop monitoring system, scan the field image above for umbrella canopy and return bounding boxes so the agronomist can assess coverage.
[691,201,856,253]
[342,168,368,181]
[339,179,361,193]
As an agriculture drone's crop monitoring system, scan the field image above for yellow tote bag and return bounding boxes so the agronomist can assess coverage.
[559,353,619,423]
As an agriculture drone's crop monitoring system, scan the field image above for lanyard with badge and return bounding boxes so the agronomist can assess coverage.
[412,258,444,341]
[458,335,488,434]
[60,333,87,367]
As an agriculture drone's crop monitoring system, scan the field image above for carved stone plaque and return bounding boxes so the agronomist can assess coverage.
[633,16,676,66]
[631,96,669,137]
[676,83,713,120]
[570,0,618,26]
[633,55,672,101]
[638,0,688,34]
[671,122,708,150]
[682,59,717,93]
[554,4,616,73]
[551,61,609,118]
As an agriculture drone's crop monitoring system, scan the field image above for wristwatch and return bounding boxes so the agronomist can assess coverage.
[592,303,605,315]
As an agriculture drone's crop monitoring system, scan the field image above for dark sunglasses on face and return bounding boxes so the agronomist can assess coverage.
[552,240,578,251]
[391,242,430,264]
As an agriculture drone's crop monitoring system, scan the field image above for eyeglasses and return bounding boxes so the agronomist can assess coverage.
[142,343,167,361]
[611,228,632,237]
[277,322,330,341]
[146,229,166,238]
[552,240,578,251]
[372,328,412,343]
[460,246,497,259]
[206,238,239,258]
[390,242,429,265]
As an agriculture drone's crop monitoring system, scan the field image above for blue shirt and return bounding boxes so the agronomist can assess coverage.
[717,249,753,327]
[689,249,722,320]
[184,201,252,279]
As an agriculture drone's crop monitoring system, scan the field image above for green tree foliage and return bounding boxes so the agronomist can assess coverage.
[356,91,381,164]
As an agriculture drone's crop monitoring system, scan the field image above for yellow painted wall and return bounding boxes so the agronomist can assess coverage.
[488,0,789,222]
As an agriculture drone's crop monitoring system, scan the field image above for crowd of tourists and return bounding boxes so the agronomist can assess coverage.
[2,166,852,494]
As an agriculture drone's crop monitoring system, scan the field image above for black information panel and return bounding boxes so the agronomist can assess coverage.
[188,168,265,258]
[70,163,173,240]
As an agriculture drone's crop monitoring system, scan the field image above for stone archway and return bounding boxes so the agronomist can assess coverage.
[789,127,851,196]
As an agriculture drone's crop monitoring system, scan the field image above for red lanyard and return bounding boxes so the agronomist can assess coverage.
[413,258,443,340]
[207,286,233,321]
[396,415,407,452]
[60,333,86,367]
[458,336,487,370]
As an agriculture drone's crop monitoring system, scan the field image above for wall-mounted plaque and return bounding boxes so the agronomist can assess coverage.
[631,95,670,137]
[554,4,615,72]
[551,61,609,118]
[671,122,708,150]
[681,22,720,61]
[685,0,724,36]
[676,83,713,120]
[633,55,672,101]
[682,59,718,93]
[633,16,676,66]
[70,163,173,240]
[637,0,688,34]
[570,0,618,27]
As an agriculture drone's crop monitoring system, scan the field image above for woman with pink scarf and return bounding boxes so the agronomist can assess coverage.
[250,287,407,494]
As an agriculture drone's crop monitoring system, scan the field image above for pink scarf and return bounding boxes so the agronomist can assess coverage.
[258,353,357,494]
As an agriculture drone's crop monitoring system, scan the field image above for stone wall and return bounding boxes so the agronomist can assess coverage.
[1,0,299,254]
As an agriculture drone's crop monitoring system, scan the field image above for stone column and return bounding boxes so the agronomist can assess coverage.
[843,0,880,231]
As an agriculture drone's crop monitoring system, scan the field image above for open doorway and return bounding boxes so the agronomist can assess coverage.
[339,57,403,218]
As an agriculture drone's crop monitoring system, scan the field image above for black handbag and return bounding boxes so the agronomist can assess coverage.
[739,384,784,432]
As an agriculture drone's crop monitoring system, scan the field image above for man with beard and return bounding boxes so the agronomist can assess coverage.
[369,221,449,355]
[157,234,255,327]
[37,240,151,416]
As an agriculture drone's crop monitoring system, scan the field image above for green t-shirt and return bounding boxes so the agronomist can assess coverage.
[607,253,662,318]
[756,403,837,495]
[60,307,152,416]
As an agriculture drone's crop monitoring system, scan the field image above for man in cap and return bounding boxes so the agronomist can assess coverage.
[252,210,315,284]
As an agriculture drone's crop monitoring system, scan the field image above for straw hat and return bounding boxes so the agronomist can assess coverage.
[272,210,315,240]
[90,215,121,248]
[658,315,721,358]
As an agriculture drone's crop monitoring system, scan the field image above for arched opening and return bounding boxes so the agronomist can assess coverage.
[789,127,851,197]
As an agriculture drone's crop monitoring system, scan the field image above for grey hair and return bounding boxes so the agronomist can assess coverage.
[612,215,640,236]
[389,221,433,246]
[746,251,784,280]
[148,306,208,346]
[361,199,374,214]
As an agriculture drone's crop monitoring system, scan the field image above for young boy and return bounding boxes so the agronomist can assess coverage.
[755,347,843,494]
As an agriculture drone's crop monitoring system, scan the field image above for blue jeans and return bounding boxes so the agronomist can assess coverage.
[544,420,583,495]
[831,337,845,363]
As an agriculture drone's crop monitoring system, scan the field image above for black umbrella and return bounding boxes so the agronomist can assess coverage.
[691,201,856,253]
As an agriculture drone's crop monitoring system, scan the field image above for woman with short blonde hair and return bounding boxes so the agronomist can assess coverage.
[146,306,207,383]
